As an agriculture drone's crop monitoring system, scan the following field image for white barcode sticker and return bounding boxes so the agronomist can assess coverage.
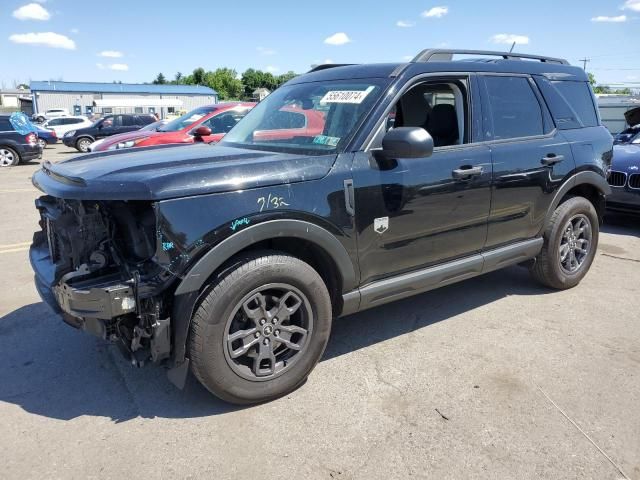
[320,86,375,104]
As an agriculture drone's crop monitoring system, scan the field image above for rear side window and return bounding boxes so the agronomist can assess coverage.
[122,116,137,127]
[483,76,544,140]
[0,118,12,131]
[551,81,598,127]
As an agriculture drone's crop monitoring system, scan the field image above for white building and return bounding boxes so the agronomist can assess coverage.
[30,81,218,119]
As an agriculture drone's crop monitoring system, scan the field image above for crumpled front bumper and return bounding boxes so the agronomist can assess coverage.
[30,236,136,333]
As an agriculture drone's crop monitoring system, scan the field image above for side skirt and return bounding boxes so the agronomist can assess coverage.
[341,237,543,315]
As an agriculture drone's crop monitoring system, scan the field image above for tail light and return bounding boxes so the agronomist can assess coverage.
[51,130,57,138]
[26,133,37,146]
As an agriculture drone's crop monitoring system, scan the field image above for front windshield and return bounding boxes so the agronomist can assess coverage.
[220,79,387,154]
[158,106,215,132]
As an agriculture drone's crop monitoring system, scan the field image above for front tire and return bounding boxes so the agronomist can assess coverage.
[76,137,91,152]
[189,252,332,404]
[530,197,599,289]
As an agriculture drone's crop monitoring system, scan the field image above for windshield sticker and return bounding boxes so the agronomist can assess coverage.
[313,135,340,146]
[320,86,375,105]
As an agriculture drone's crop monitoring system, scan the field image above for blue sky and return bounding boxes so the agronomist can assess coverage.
[1,0,638,88]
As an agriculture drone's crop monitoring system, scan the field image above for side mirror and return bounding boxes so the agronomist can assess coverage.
[192,125,212,140]
[376,127,434,160]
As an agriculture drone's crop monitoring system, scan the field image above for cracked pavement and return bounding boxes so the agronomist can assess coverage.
[1,144,639,479]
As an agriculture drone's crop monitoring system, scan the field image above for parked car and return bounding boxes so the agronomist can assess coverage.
[88,119,169,151]
[0,114,41,166]
[606,107,640,213]
[31,49,612,404]
[42,116,93,138]
[89,103,255,152]
[33,108,70,123]
[35,125,58,148]
[62,113,156,152]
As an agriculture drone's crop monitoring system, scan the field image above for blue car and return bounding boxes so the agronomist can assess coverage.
[35,125,58,148]
[607,107,640,213]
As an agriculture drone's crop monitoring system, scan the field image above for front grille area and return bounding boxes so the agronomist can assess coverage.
[629,174,640,189]
[608,171,627,187]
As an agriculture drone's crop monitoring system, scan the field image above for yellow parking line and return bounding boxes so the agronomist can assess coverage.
[0,241,32,248]
[0,246,30,254]
[0,188,38,193]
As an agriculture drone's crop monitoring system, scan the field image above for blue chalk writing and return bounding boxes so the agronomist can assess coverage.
[231,217,250,231]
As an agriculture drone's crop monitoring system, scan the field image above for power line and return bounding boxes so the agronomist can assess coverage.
[579,57,590,71]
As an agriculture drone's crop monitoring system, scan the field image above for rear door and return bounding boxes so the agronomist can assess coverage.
[121,115,141,134]
[479,74,573,248]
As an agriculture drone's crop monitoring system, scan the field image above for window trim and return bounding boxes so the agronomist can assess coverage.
[476,72,557,145]
[364,72,475,153]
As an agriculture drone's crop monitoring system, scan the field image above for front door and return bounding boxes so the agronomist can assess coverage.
[353,75,492,285]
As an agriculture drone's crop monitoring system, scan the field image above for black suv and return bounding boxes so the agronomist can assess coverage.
[30,50,612,404]
[62,113,156,152]
[0,114,42,167]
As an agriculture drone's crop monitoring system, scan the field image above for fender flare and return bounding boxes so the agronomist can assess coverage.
[544,171,611,227]
[174,219,358,295]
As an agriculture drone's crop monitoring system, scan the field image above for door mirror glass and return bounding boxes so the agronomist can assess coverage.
[377,127,434,160]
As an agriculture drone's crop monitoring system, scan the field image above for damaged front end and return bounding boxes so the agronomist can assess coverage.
[30,196,173,366]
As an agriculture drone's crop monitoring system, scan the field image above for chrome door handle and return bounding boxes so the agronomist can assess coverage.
[452,165,483,180]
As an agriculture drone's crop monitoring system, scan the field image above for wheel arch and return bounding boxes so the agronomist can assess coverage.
[544,171,611,229]
[168,219,358,380]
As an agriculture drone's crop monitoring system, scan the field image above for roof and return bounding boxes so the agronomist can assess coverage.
[253,88,271,94]
[29,81,217,96]
[291,59,587,84]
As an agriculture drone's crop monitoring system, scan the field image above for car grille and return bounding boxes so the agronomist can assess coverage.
[629,174,640,190]
[608,171,627,187]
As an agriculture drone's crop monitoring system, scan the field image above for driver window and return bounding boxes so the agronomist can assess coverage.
[385,79,469,148]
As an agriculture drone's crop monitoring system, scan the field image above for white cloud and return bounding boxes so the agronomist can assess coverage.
[12,3,51,21]
[97,63,128,71]
[622,0,640,12]
[402,55,414,61]
[591,15,627,22]
[490,33,529,45]
[265,65,279,73]
[70,28,79,34]
[9,32,75,49]
[396,20,415,27]
[99,50,123,58]
[257,46,276,55]
[324,32,351,45]
[421,6,448,18]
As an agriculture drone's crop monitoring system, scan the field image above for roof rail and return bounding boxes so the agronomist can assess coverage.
[412,49,569,65]
[308,63,356,73]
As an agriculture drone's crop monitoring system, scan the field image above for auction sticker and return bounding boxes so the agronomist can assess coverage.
[320,86,375,104]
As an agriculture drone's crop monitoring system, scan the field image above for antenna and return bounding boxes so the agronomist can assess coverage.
[509,42,516,53]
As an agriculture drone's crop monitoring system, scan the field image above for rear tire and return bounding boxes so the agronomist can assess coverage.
[0,147,20,167]
[38,138,47,149]
[530,197,599,289]
[76,137,91,152]
[189,251,332,404]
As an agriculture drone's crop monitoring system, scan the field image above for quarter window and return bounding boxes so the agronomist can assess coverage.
[484,76,544,140]
[551,81,598,128]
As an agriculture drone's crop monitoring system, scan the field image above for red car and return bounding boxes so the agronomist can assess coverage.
[90,102,255,152]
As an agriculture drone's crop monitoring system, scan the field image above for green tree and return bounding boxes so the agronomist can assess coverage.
[174,72,183,84]
[588,72,596,86]
[153,73,166,85]
[276,71,297,87]
[205,68,244,100]
[241,68,266,98]
[192,67,206,85]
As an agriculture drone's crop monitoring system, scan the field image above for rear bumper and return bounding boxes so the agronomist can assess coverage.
[20,144,42,162]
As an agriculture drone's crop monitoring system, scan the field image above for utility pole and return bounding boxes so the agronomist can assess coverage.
[579,57,590,71]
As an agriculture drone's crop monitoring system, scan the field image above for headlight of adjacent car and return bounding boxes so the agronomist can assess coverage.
[64,130,76,137]
[107,138,146,150]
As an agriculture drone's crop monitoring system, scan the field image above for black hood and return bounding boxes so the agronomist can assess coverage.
[32,143,336,201]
